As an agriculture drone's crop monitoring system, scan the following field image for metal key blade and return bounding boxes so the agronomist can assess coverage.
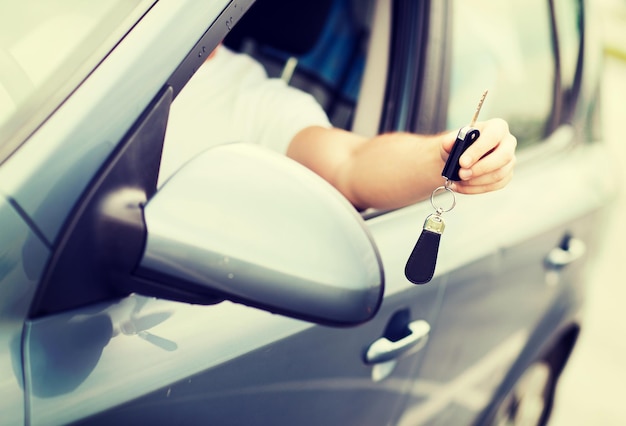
[470,90,488,127]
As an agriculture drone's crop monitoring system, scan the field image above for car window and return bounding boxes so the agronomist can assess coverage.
[279,0,374,130]
[0,0,154,164]
[447,0,555,148]
[223,0,375,131]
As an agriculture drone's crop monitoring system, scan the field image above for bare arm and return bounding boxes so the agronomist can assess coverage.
[287,118,517,210]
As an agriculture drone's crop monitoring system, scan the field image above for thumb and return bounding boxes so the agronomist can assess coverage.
[440,130,458,158]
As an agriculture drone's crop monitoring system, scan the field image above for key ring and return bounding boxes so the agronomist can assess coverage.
[430,184,456,214]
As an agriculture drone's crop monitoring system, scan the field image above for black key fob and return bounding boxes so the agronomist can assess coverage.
[441,126,480,181]
[405,213,445,284]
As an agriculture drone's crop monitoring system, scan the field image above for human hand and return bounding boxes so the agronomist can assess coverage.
[441,118,517,194]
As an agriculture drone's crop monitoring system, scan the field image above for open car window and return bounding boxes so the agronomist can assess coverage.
[223,0,376,131]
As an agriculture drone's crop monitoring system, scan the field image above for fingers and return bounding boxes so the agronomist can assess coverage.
[461,134,516,178]
[459,118,513,169]
[452,118,517,194]
[452,160,515,194]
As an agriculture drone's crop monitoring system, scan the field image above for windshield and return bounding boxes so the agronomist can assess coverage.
[0,0,155,163]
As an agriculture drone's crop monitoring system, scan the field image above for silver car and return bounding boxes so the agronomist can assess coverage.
[0,0,618,425]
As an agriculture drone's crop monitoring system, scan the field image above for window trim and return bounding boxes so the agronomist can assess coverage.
[552,0,585,127]
[379,0,432,133]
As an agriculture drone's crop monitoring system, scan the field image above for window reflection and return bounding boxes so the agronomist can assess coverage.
[448,0,555,147]
[0,0,153,161]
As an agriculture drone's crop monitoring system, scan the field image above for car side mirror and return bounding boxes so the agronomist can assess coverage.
[136,143,384,326]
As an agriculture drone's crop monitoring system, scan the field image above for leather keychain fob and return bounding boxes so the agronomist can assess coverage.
[405,213,445,284]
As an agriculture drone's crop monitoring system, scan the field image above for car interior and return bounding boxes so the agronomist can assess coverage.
[223,0,381,134]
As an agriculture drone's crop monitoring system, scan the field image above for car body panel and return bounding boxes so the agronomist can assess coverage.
[56,284,444,425]
[394,132,617,424]
[24,297,312,425]
[0,195,49,426]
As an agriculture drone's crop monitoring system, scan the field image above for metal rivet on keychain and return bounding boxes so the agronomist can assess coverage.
[404,184,456,284]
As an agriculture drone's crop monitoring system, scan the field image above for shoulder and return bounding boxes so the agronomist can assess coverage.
[205,45,269,84]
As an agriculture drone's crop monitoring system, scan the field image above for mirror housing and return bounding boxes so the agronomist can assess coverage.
[137,143,384,326]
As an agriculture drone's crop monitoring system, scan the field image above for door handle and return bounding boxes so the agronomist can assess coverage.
[545,237,586,269]
[365,320,430,364]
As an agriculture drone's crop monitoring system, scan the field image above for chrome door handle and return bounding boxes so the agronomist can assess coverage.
[365,320,430,365]
[545,237,586,269]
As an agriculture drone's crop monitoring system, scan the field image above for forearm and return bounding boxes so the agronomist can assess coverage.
[340,132,451,209]
[288,127,452,210]
[288,119,515,210]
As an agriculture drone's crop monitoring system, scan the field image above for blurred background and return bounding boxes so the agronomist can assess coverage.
[549,0,626,424]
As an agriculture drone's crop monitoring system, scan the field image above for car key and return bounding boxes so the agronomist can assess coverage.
[441,90,488,181]
[405,91,488,284]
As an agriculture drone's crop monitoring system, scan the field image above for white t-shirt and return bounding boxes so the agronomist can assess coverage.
[158,46,332,186]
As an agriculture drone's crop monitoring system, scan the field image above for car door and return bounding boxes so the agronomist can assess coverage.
[0,1,443,425]
[392,0,618,424]
[0,195,49,426]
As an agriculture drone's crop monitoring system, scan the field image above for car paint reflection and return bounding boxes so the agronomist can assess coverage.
[23,294,312,425]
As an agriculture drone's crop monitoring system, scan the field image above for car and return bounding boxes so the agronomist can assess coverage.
[0,0,618,425]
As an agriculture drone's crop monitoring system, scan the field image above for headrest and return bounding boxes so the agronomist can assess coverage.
[224,0,334,56]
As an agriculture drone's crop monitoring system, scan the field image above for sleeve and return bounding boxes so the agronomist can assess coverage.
[230,53,332,154]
